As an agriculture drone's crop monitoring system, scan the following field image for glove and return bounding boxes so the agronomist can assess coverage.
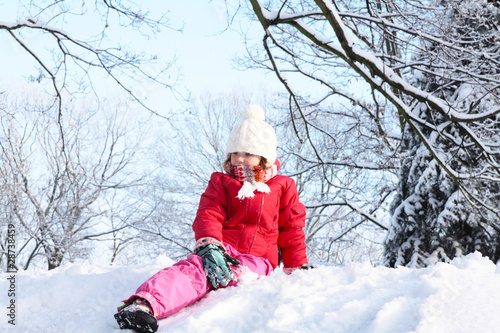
[299,264,315,270]
[195,243,240,288]
[283,264,315,275]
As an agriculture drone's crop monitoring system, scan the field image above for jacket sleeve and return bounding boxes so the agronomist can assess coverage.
[192,173,228,242]
[278,177,308,268]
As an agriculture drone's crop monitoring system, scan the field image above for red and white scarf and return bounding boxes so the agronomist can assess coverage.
[226,164,278,199]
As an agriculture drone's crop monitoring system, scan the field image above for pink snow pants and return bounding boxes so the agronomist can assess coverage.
[124,244,273,319]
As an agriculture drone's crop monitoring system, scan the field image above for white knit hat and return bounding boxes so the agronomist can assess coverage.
[225,104,277,163]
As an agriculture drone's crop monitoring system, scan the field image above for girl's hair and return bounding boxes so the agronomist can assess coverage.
[223,153,270,170]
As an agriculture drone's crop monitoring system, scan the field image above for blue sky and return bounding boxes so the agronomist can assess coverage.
[0,1,277,111]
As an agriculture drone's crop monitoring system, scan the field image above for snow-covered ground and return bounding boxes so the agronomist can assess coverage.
[2,252,500,333]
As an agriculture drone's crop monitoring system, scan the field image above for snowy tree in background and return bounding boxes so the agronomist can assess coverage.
[385,0,500,267]
[0,1,182,270]
[0,0,178,130]
[0,93,150,270]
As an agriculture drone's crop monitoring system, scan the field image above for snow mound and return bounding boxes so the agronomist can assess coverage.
[2,252,499,333]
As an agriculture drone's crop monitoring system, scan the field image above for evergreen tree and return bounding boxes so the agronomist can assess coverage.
[384,0,500,267]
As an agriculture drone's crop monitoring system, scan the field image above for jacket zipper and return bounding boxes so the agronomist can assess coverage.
[248,195,264,252]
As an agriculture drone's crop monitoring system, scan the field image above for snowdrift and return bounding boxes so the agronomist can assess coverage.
[2,252,500,332]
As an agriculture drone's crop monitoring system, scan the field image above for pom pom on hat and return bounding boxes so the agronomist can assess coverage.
[244,104,265,121]
[225,104,277,163]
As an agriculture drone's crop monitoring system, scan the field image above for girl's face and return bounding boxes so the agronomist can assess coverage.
[230,152,262,167]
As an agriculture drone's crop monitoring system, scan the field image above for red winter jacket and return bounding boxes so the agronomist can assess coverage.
[192,169,308,269]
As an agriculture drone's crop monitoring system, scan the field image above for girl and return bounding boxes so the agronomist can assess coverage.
[114,104,309,333]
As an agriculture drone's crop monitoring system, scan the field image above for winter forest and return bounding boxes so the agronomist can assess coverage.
[1,0,500,278]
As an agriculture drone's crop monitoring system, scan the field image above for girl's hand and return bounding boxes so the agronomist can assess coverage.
[283,264,315,275]
[195,244,240,288]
